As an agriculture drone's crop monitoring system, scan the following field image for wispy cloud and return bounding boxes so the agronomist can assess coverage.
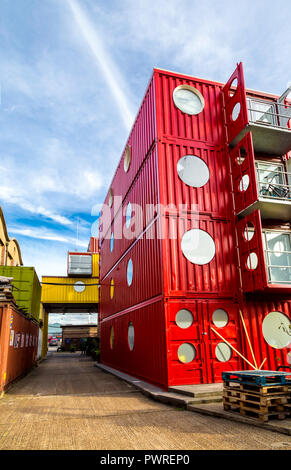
[67,0,135,131]
[9,225,88,247]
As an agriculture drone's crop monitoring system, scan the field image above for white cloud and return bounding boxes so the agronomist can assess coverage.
[66,0,135,131]
[9,225,88,247]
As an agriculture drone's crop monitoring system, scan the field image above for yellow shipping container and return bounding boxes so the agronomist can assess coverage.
[92,253,99,278]
[41,276,99,304]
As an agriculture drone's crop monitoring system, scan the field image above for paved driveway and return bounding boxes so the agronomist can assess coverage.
[0,352,290,450]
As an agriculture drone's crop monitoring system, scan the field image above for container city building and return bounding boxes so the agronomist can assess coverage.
[98,63,291,388]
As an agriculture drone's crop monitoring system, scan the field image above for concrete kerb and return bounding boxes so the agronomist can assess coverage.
[95,362,291,437]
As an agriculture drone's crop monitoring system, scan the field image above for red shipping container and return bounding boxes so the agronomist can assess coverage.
[0,301,39,392]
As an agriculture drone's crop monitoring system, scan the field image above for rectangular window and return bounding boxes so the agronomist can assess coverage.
[247,98,277,126]
[255,161,291,200]
[68,254,92,276]
[263,231,291,284]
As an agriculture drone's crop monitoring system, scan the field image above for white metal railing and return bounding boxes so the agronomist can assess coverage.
[256,168,291,202]
[247,98,291,129]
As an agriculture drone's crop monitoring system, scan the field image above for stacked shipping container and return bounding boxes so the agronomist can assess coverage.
[99,64,291,388]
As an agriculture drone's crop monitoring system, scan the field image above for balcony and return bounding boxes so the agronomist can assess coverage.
[237,161,291,221]
[231,97,291,156]
[263,231,291,285]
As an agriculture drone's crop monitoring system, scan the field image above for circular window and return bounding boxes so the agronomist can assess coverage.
[236,147,247,165]
[178,343,196,363]
[177,155,209,188]
[124,145,131,173]
[110,327,114,349]
[125,202,131,228]
[232,102,241,121]
[215,342,232,362]
[110,232,114,252]
[74,281,86,293]
[246,252,258,270]
[243,222,255,241]
[175,309,193,329]
[127,258,133,286]
[212,309,229,328]
[287,351,291,365]
[173,85,205,115]
[128,322,134,351]
[239,174,250,192]
[229,78,238,97]
[110,279,114,299]
[181,229,216,265]
[109,188,113,208]
[262,312,291,349]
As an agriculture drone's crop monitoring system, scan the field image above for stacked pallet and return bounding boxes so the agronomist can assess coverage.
[222,371,291,422]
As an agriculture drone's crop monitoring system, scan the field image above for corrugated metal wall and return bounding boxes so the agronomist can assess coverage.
[0,266,41,321]
[41,276,99,304]
[0,302,39,392]
[100,74,157,244]
[100,299,168,388]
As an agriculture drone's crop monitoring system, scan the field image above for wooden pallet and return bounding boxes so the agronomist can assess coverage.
[223,388,289,407]
[223,395,286,412]
[222,371,291,387]
[224,381,290,395]
[223,401,287,422]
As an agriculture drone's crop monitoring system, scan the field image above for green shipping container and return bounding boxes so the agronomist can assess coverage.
[0,266,41,321]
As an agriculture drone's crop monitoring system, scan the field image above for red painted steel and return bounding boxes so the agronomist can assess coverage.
[99,64,291,388]
[240,296,291,372]
[100,220,162,320]
[161,215,238,297]
[154,69,224,145]
[100,145,159,280]
[222,62,248,145]
[157,141,232,218]
[0,302,39,392]
[100,75,157,244]
[236,210,268,292]
[165,299,242,385]
[88,237,99,253]
[230,132,258,215]
[100,299,168,388]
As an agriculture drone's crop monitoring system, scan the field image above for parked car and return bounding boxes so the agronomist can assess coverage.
[49,339,58,346]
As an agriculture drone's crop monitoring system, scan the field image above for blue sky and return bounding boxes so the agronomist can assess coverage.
[1,0,290,279]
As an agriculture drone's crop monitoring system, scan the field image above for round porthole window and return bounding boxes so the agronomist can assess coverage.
[110,327,114,349]
[127,258,133,286]
[212,309,229,328]
[173,85,205,115]
[109,188,113,208]
[229,78,238,97]
[128,322,134,351]
[74,281,86,293]
[262,312,291,349]
[239,174,250,192]
[178,343,196,363]
[177,155,209,188]
[110,279,114,299]
[110,232,114,252]
[215,342,232,362]
[243,222,255,241]
[124,145,131,173]
[232,102,241,121]
[125,202,131,228]
[181,229,216,265]
[175,309,193,329]
[246,252,258,270]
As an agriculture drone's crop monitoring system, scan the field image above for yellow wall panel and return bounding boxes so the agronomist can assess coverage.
[92,253,99,277]
[41,276,99,304]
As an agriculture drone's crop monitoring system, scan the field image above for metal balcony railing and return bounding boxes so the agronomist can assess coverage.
[247,98,291,129]
[256,169,291,202]
[265,248,291,284]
